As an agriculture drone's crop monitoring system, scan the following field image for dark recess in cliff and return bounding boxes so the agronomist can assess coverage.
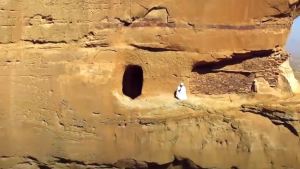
[122,65,144,99]
[192,49,274,73]
[190,49,290,95]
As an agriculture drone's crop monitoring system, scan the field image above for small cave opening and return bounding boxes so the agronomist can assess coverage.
[286,16,300,80]
[122,65,144,99]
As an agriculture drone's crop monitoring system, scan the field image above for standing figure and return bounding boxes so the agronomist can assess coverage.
[176,82,188,100]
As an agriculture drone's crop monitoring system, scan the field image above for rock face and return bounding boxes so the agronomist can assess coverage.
[242,103,300,136]
[1,0,300,169]
[190,48,289,95]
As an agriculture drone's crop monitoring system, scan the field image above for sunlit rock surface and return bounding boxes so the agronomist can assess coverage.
[0,0,300,169]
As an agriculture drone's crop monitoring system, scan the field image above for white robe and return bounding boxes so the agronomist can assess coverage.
[176,85,187,100]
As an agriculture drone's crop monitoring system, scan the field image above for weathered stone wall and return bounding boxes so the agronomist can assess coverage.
[190,48,289,95]
[0,0,300,169]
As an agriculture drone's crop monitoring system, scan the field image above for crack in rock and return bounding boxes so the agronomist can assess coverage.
[241,104,300,136]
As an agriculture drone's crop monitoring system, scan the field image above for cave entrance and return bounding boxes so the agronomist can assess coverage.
[286,16,300,80]
[122,65,143,99]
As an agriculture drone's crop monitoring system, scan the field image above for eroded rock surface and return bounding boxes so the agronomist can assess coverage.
[1,0,300,169]
[242,102,300,136]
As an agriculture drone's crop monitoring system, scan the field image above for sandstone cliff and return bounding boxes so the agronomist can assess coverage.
[0,0,300,169]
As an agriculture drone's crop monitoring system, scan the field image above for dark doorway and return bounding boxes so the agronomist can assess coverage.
[122,65,143,99]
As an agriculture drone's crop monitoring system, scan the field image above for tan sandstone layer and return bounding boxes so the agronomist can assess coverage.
[0,0,300,169]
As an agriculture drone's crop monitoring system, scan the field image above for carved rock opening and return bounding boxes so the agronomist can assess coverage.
[122,65,144,99]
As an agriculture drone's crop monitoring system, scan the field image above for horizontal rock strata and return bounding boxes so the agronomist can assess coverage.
[0,0,300,169]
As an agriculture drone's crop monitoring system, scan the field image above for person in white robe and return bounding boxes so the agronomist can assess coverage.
[176,82,187,100]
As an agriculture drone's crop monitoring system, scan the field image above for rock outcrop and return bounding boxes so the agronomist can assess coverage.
[242,103,300,136]
[0,0,300,169]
